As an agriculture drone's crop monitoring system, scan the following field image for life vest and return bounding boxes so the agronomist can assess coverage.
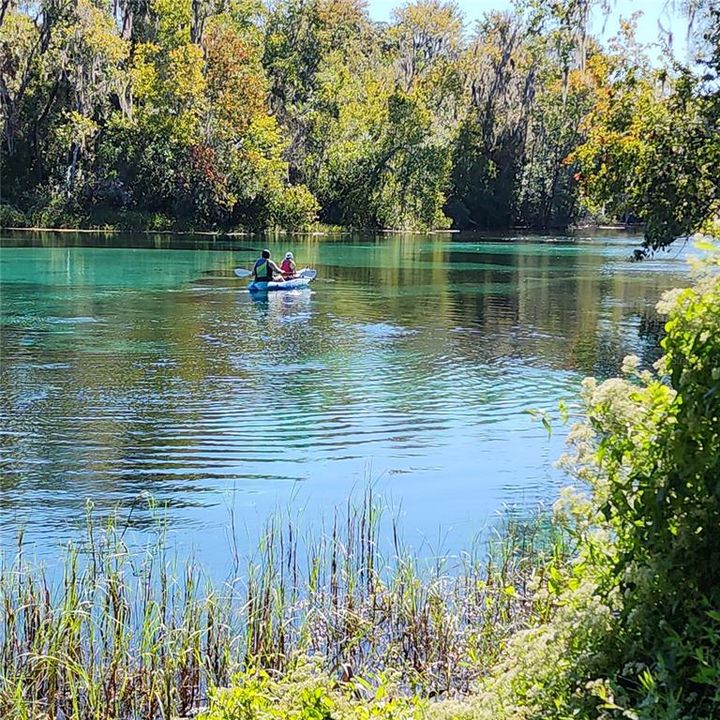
[254,258,272,280]
[280,258,295,275]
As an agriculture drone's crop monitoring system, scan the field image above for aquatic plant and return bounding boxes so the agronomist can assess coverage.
[0,493,569,719]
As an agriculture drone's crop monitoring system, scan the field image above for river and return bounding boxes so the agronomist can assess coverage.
[0,230,688,572]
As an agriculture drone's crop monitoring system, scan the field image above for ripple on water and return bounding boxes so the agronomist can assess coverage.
[0,235,688,567]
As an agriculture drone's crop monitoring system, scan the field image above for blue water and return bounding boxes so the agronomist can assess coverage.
[0,231,688,572]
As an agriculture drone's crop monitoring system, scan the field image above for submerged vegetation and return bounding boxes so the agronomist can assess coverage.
[1,0,718,245]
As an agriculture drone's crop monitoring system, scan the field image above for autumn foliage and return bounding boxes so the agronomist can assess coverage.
[0,0,717,241]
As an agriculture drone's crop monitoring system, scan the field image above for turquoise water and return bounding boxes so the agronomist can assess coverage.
[0,231,687,569]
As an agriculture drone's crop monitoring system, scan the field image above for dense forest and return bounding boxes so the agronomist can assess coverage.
[1,0,718,246]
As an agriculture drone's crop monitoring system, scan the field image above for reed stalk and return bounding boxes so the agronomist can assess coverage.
[0,493,571,719]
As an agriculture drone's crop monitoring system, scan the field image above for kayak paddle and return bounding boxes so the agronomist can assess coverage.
[235,267,317,280]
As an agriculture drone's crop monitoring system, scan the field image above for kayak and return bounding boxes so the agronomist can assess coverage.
[236,266,317,292]
[248,276,311,292]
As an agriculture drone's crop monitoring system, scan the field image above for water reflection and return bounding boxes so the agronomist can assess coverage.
[0,231,688,568]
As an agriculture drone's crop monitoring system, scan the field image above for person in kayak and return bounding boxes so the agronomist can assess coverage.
[280,252,296,279]
[252,249,284,282]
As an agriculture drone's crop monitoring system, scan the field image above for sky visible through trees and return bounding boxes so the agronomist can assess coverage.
[367,0,687,51]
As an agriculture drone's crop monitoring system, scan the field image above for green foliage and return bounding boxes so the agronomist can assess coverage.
[573,71,719,250]
[198,665,425,720]
[0,2,715,234]
[571,9,720,250]
[444,250,720,719]
[317,88,452,229]
[0,0,316,231]
[0,204,28,228]
[269,183,320,230]
[574,261,720,716]
[446,4,603,231]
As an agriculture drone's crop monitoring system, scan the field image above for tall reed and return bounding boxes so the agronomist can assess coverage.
[0,493,572,719]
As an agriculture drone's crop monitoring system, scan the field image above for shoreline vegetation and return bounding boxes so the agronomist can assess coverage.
[2,249,720,719]
[1,1,717,250]
[0,494,570,719]
[0,221,645,238]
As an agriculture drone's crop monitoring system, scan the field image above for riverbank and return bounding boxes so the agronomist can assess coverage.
[0,205,344,236]
[0,497,568,719]
[1,203,635,239]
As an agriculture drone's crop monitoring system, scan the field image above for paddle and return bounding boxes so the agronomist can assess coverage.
[234,267,317,280]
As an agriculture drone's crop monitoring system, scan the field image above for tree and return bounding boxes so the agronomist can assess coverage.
[571,69,719,250]
[447,1,607,231]
[1,0,127,204]
[2,0,714,236]
[571,4,720,250]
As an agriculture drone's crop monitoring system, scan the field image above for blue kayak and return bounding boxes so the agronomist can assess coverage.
[248,276,312,292]
[234,267,317,291]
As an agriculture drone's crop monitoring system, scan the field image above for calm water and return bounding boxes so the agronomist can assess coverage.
[0,231,687,569]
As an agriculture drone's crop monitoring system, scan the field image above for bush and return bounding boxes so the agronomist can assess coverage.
[268,184,319,230]
[424,246,720,720]
[0,204,28,228]
[199,664,425,720]
[479,248,720,719]
[578,260,720,717]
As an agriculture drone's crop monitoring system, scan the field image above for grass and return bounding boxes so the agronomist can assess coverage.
[0,492,573,719]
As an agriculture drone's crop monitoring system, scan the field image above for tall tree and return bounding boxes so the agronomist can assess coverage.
[571,4,720,249]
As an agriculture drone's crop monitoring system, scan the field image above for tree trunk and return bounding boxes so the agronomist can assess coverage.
[68,143,80,194]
